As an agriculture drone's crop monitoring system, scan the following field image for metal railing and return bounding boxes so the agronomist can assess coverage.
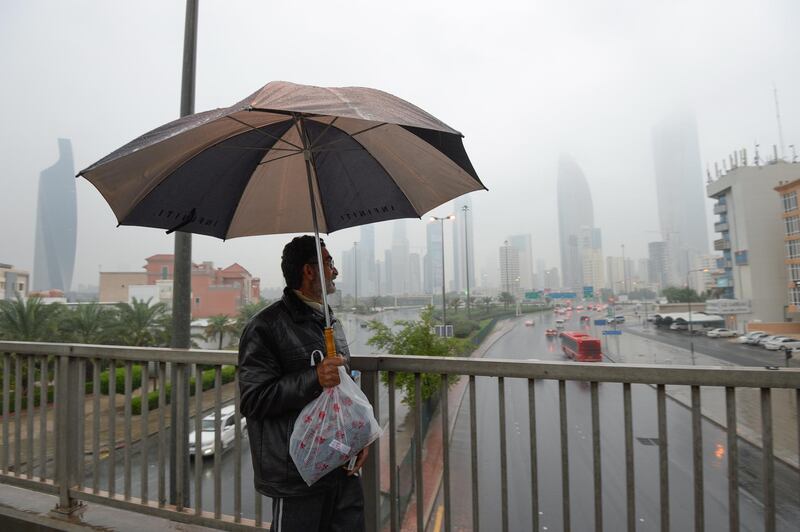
[0,341,798,531]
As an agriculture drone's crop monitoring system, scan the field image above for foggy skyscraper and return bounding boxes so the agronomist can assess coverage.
[359,225,376,296]
[557,155,595,291]
[508,234,534,291]
[499,241,520,295]
[652,110,710,274]
[424,221,443,294]
[390,220,409,295]
[33,138,76,291]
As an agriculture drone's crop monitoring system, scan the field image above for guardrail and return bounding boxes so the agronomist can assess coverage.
[0,341,798,531]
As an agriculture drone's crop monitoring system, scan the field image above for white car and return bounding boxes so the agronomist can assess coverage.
[737,331,765,343]
[706,328,737,338]
[745,332,770,345]
[764,337,800,351]
[757,335,785,347]
[188,404,247,457]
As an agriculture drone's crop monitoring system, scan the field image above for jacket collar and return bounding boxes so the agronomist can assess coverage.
[282,287,336,324]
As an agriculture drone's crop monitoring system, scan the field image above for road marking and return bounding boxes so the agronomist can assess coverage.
[433,504,444,532]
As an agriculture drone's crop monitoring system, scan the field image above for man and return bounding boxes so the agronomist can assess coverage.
[239,236,369,531]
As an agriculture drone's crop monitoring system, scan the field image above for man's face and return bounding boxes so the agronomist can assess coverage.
[309,247,337,298]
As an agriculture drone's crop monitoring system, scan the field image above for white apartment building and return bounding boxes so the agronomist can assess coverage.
[582,249,605,292]
[707,160,800,324]
[499,242,521,296]
[0,263,29,300]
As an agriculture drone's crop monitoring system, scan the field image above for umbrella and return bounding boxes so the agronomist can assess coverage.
[78,80,485,356]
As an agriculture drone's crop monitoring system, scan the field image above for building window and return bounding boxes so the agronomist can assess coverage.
[791,287,800,306]
[18,283,24,291]
[790,264,800,282]
[783,191,798,213]
[786,216,800,236]
[787,239,800,259]
[734,250,748,265]
[161,266,169,280]
[194,297,200,305]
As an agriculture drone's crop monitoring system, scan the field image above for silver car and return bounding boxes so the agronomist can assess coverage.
[188,404,247,457]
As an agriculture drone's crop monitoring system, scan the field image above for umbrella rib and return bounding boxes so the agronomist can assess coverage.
[308,117,339,150]
[226,115,303,151]
[310,122,387,153]
[218,145,299,153]
[256,151,302,166]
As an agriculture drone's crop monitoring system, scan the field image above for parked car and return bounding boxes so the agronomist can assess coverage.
[757,335,785,347]
[745,332,770,345]
[764,337,800,350]
[706,328,737,338]
[669,322,688,331]
[188,404,247,458]
[737,331,766,343]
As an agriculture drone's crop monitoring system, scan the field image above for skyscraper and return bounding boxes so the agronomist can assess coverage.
[499,242,521,296]
[652,110,710,275]
[33,138,77,291]
[452,195,475,293]
[424,221,443,294]
[390,220,410,295]
[557,155,595,291]
[508,234,534,291]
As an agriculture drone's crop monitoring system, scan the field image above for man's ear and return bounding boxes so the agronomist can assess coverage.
[302,263,317,280]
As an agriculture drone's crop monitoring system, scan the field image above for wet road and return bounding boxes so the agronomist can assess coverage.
[444,311,800,531]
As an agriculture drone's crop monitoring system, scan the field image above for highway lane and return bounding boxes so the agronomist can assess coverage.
[444,310,799,531]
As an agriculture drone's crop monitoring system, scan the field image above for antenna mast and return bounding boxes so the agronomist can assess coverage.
[774,84,786,160]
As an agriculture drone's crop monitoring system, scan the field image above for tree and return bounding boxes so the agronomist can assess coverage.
[661,286,703,303]
[499,291,515,310]
[205,314,237,350]
[59,302,114,344]
[480,297,493,314]
[108,298,169,346]
[235,300,269,335]
[0,296,63,341]
[449,297,462,314]
[367,306,470,405]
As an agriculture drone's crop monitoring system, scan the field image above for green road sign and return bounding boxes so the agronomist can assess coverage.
[525,291,541,300]
[583,286,594,298]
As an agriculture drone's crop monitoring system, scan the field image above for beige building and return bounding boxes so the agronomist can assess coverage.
[0,263,30,300]
[99,272,148,303]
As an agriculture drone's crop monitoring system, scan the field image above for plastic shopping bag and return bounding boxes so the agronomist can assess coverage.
[290,366,383,486]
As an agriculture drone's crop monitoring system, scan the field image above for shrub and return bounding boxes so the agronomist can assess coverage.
[452,318,480,338]
[85,364,143,394]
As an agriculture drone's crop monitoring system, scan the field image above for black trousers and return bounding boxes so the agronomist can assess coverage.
[271,473,365,532]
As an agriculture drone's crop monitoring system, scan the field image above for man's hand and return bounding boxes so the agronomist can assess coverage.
[346,446,369,476]
[316,355,345,388]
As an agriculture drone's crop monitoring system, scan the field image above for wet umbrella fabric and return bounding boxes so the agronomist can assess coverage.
[78,81,485,239]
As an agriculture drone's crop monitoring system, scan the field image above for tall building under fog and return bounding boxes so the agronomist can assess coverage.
[390,220,409,295]
[652,110,710,275]
[499,241,521,296]
[33,138,77,291]
[424,221,444,294]
[508,234,534,292]
[359,225,376,297]
[557,155,596,291]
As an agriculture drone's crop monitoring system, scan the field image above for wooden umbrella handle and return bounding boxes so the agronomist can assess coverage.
[324,326,337,358]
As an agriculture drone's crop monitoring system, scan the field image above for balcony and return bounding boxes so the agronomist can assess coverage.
[713,203,727,214]
[714,238,731,251]
[0,341,798,531]
[714,222,729,232]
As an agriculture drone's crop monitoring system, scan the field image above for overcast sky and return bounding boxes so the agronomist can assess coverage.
[1,0,798,290]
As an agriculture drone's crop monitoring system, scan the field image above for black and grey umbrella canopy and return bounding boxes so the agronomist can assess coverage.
[79,81,485,239]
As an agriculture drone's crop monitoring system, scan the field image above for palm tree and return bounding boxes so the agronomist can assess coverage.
[59,302,113,344]
[499,292,515,311]
[108,298,169,346]
[234,299,268,335]
[205,314,237,350]
[0,295,62,341]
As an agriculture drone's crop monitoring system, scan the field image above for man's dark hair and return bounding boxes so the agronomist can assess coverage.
[281,236,326,289]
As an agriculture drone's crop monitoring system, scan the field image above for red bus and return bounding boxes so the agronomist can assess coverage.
[560,331,603,362]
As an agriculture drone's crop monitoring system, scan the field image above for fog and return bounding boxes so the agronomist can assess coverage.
[1,0,798,291]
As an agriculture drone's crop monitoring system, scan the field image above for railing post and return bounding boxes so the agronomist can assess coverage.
[361,368,381,532]
[54,354,82,514]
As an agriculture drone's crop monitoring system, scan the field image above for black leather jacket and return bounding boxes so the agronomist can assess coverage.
[238,288,351,498]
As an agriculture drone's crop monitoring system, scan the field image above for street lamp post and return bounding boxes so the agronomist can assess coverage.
[462,205,471,319]
[686,268,709,364]
[353,241,358,308]
[430,215,455,335]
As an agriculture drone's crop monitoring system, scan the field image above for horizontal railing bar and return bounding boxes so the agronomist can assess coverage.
[69,488,265,532]
[350,356,800,388]
[0,342,235,366]
[0,473,59,495]
[2,343,798,388]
